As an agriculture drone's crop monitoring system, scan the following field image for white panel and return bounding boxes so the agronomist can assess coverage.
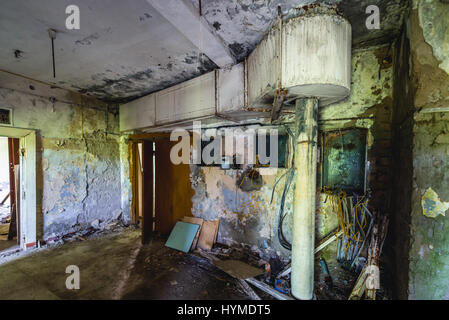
[247,27,279,108]
[217,63,245,114]
[120,94,156,132]
[155,71,216,125]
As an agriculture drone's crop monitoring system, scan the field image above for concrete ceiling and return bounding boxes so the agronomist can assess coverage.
[0,0,408,104]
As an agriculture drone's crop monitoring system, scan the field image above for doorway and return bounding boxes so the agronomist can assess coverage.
[131,133,194,243]
[0,126,37,251]
[0,137,19,251]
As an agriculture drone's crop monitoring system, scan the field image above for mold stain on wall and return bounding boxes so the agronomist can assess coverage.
[0,82,124,241]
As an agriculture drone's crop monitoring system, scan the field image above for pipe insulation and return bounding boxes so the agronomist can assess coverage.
[291,98,318,300]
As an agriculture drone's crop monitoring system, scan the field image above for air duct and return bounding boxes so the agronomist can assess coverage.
[119,10,351,132]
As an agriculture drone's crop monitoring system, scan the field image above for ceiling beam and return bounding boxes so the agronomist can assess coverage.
[146,0,235,68]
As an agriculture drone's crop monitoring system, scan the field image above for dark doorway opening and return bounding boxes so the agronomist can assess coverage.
[131,133,194,244]
[0,137,20,251]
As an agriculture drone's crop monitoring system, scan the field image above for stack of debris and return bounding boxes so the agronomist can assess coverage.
[163,207,389,301]
[46,210,127,246]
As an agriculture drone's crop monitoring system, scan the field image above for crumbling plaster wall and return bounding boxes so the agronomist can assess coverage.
[407,0,449,300]
[190,46,394,262]
[119,135,133,225]
[0,79,123,241]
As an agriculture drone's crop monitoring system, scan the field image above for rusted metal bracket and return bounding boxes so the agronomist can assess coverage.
[270,89,288,123]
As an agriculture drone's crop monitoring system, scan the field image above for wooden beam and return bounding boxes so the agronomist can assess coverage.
[271,89,287,123]
[237,279,261,300]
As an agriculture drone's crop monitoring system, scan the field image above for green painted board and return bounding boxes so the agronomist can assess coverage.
[165,221,200,253]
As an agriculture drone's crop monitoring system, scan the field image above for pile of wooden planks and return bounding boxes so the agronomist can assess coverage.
[165,216,220,253]
[349,213,389,300]
[182,216,219,251]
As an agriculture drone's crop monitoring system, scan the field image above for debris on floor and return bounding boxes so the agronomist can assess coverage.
[156,205,390,300]
[45,216,130,247]
[120,232,260,300]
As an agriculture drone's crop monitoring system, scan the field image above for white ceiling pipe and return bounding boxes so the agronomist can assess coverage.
[282,13,351,300]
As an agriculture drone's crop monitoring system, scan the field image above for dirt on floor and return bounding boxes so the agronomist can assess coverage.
[0,228,265,300]
[0,225,379,300]
[120,234,263,300]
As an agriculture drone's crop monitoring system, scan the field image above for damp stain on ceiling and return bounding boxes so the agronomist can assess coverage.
[193,0,409,61]
[0,0,408,103]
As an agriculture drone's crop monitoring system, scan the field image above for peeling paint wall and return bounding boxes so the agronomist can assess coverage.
[190,46,394,263]
[0,75,123,241]
[406,1,449,300]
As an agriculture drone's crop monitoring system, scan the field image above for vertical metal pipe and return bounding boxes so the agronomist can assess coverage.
[291,98,318,300]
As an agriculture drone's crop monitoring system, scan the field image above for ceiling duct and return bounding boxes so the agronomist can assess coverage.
[248,11,351,108]
[120,6,351,133]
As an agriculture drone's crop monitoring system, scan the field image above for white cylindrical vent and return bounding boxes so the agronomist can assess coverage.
[282,13,351,106]
[247,11,351,109]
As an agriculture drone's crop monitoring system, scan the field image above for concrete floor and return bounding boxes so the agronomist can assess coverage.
[0,228,253,300]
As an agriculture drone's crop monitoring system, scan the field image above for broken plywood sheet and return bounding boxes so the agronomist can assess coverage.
[422,187,449,218]
[182,216,203,250]
[198,219,219,250]
[213,259,263,280]
[165,221,200,253]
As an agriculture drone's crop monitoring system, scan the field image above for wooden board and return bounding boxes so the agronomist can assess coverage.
[182,216,203,250]
[198,219,219,250]
[0,223,10,235]
[141,141,153,244]
[165,221,200,253]
[213,219,219,244]
[213,259,263,280]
